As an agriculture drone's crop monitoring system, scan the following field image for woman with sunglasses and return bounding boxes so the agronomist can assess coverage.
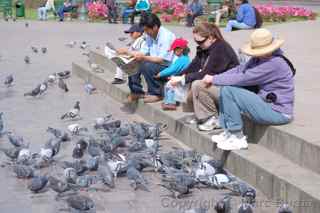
[168,23,239,130]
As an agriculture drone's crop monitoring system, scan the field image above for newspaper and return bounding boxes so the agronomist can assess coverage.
[110,54,140,76]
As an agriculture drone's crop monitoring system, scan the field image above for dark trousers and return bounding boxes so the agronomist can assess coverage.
[57,5,73,20]
[108,7,117,23]
[186,12,202,27]
[128,61,167,96]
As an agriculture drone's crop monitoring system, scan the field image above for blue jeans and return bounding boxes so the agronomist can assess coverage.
[225,20,253,32]
[128,61,167,96]
[57,5,73,21]
[219,86,291,132]
[38,7,48,20]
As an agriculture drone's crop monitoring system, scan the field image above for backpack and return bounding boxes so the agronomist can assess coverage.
[253,7,263,28]
[278,55,296,76]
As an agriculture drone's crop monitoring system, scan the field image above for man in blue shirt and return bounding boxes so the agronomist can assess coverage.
[186,0,203,27]
[225,0,256,32]
[128,14,176,103]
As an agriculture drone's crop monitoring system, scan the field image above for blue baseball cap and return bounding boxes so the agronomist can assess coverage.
[124,24,144,34]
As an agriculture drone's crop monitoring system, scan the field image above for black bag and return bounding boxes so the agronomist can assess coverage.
[253,7,263,28]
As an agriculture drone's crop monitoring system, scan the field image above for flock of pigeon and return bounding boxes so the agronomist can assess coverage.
[0,25,293,213]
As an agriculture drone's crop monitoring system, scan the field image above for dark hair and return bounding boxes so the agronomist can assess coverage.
[241,0,248,4]
[139,13,161,28]
[192,22,224,41]
[183,47,190,55]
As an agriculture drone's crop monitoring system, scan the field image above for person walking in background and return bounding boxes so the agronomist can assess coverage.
[57,0,76,22]
[130,0,150,24]
[186,0,203,27]
[225,0,256,32]
[105,0,118,23]
[38,0,55,21]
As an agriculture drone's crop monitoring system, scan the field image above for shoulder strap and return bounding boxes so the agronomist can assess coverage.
[278,55,296,76]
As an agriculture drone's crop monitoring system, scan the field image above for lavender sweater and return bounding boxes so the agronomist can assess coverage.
[213,50,294,115]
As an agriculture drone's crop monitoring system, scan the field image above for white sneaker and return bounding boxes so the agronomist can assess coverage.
[217,134,248,151]
[198,116,220,131]
[211,131,230,144]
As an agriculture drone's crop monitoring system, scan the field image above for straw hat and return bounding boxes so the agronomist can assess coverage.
[241,29,284,57]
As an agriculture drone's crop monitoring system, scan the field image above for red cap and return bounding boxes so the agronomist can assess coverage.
[169,38,188,51]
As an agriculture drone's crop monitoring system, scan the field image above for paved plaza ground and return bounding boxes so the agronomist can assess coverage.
[0,19,319,212]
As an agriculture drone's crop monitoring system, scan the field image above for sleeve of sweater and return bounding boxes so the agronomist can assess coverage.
[185,43,233,83]
[179,54,201,76]
[213,58,277,86]
[159,56,190,78]
[236,5,245,22]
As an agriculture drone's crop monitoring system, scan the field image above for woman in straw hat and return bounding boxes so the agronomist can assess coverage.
[201,28,295,150]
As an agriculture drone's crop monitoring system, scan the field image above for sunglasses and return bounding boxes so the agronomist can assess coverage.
[194,37,208,45]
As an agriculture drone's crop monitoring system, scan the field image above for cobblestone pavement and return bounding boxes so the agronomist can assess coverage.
[1,19,316,213]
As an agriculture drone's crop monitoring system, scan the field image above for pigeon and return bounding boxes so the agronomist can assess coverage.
[0,147,21,160]
[80,41,89,50]
[49,176,73,194]
[84,83,96,94]
[24,84,41,97]
[93,115,112,129]
[67,124,88,135]
[43,138,62,158]
[224,181,256,204]
[76,138,88,150]
[61,101,80,120]
[17,148,31,164]
[88,139,101,157]
[5,17,9,22]
[58,78,69,92]
[127,166,149,191]
[64,168,78,184]
[24,56,30,64]
[65,195,95,212]
[118,37,128,42]
[57,70,71,79]
[31,46,38,53]
[4,75,14,87]
[41,47,47,54]
[7,132,29,148]
[66,41,77,48]
[238,203,253,213]
[76,175,99,188]
[25,22,29,27]
[28,176,48,193]
[62,160,88,175]
[214,196,231,213]
[72,146,84,159]
[278,203,293,213]
[47,127,71,142]
[13,165,34,178]
[97,164,115,188]
[47,73,57,84]
[87,157,99,171]
[39,82,48,95]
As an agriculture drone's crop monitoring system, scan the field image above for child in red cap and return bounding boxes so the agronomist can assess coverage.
[155,38,190,110]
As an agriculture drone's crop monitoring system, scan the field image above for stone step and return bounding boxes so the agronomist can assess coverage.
[88,50,320,178]
[72,60,320,213]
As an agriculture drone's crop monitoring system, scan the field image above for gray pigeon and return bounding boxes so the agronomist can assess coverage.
[97,164,115,188]
[41,47,47,54]
[31,46,38,53]
[24,56,30,64]
[87,157,99,171]
[25,22,29,27]
[65,195,95,212]
[66,41,76,48]
[13,165,34,178]
[44,138,62,158]
[61,101,80,120]
[72,146,84,159]
[80,41,89,50]
[47,127,71,142]
[127,166,149,191]
[24,84,41,97]
[7,132,29,148]
[238,203,253,213]
[62,160,87,175]
[49,176,73,194]
[214,196,231,213]
[278,203,293,213]
[39,82,48,95]
[88,140,101,157]
[58,78,69,92]
[0,147,21,160]
[76,175,99,188]
[4,75,14,87]
[64,168,78,184]
[57,70,71,79]
[28,176,48,193]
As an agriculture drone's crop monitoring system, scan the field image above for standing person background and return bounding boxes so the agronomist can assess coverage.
[130,0,150,24]
[38,0,55,21]
[186,0,203,27]
[225,0,256,32]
